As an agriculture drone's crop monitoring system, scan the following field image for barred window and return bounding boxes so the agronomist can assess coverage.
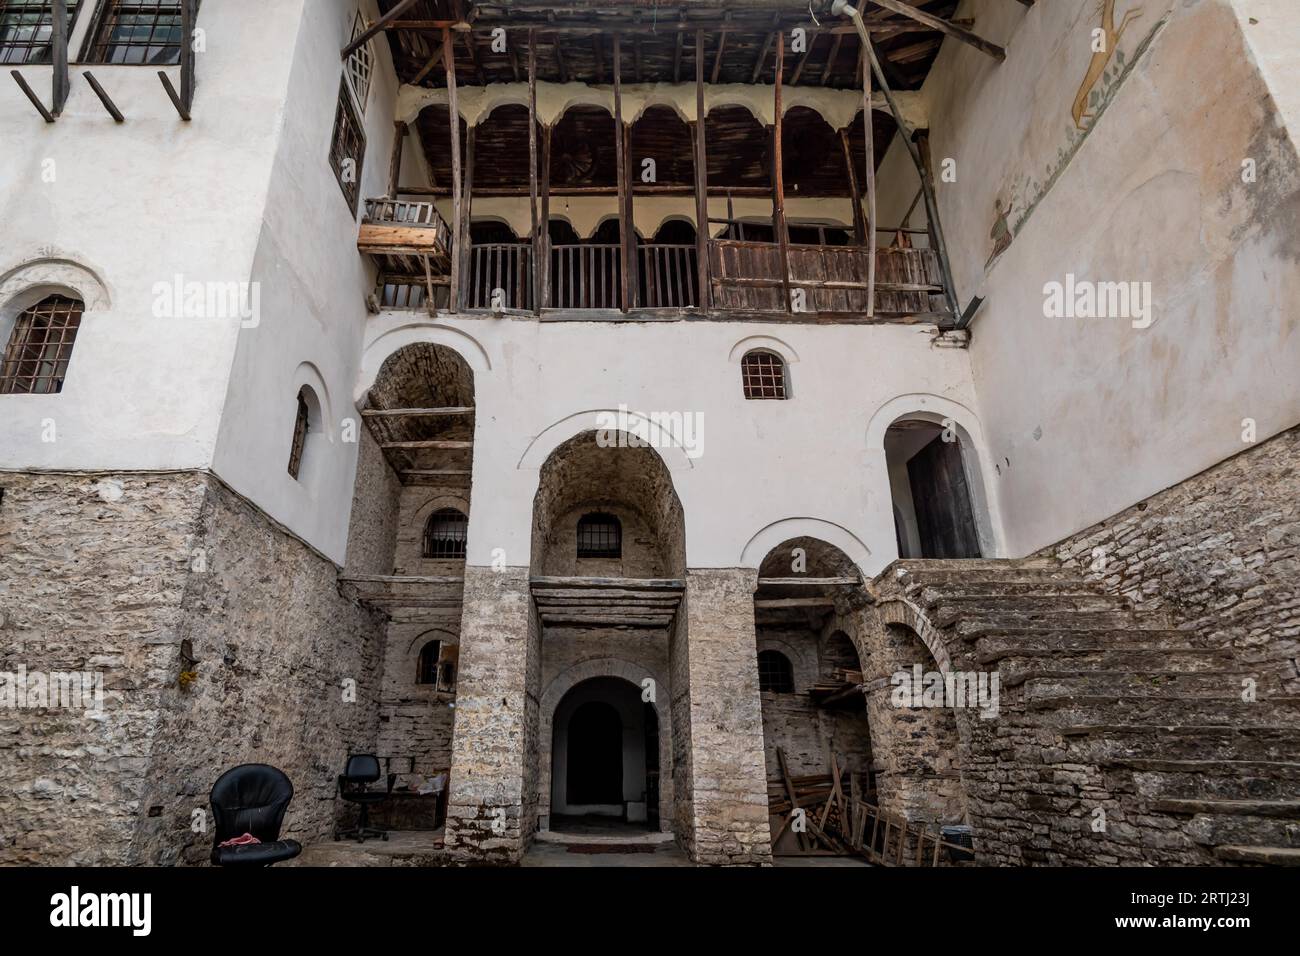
[345,9,372,114]
[0,1,79,65]
[741,349,787,400]
[287,388,309,480]
[417,639,440,685]
[423,508,468,559]
[82,0,190,65]
[757,650,794,694]
[0,295,84,395]
[329,76,366,215]
[576,512,621,559]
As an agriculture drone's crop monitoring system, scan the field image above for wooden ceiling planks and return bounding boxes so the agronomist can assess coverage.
[375,0,960,92]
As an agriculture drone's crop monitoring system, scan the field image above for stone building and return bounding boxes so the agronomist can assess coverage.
[0,0,1297,867]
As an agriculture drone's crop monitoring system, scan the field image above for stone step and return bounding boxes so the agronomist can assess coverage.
[1214,845,1300,866]
[1060,725,1300,763]
[984,648,1233,683]
[1023,672,1266,700]
[932,595,1130,627]
[1176,804,1300,849]
[1122,761,1300,801]
[889,567,1087,590]
[1034,695,1300,727]
[973,629,1208,657]
[955,610,1174,639]
[887,558,1061,574]
[917,582,1104,607]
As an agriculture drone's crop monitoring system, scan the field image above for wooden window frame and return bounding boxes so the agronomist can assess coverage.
[329,75,366,216]
[0,1,80,65]
[344,9,372,115]
[286,388,309,480]
[80,0,191,66]
[0,294,84,395]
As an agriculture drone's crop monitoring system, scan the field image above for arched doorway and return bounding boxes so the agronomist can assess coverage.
[884,417,983,559]
[550,677,658,830]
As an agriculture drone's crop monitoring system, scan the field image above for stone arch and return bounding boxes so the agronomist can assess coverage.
[728,334,800,365]
[538,660,673,832]
[356,324,490,405]
[516,409,696,474]
[740,518,870,574]
[0,258,110,343]
[875,598,953,674]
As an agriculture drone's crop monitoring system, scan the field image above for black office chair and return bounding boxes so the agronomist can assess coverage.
[208,763,302,867]
[335,754,396,843]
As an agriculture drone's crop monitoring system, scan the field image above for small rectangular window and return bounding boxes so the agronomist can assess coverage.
[329,76,366,215]
[82,0,191,66]
[0,1,80,65]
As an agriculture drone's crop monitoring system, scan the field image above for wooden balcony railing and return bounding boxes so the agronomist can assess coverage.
[358,197,452,274]
[551,243,622,310]
[638,243,698,309]
[467,243,533,310]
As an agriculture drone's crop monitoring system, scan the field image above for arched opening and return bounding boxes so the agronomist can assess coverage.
[550,676,658,831]
[0,293,85,394]
[740,348,789,400]
[884,417,984,559]
[422,507,468,559]
[752,537,874,857]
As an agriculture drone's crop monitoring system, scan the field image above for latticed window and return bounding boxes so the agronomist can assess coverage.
[423,508,468,559]
[741,350,787,400]
[417,640,441,685]
[576,512,621,559]
[757,650,795,694]
[329,76,366,214]
[286,389,309,480]
[0,295,83,394]
[0,1,79,65]
[345,10,372,114]
[82,0,190,65]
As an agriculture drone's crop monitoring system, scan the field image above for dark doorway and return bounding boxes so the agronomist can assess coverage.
[907,434,982,558]
[566,700,623,805]
[885,420,984,559]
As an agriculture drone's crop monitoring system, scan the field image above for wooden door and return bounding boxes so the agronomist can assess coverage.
[907,434,982,559]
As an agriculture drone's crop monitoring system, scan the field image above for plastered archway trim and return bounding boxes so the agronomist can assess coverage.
[728,334,800,365]
[876,598,952,674]
[0,257,112,319]
[356,322,492,405]
[516,410,696,473]
[537,658,673,832]
[739,518,871,574]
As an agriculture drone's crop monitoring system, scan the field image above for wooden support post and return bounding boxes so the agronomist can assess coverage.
[528,30,541,312]
[180,0,196,114]
[83,71,124,122]
[773,33,793,313]
[51,0,68,116]
[388,122,407,199]
[914,130,959,321]
[540,124,553,310]
[460,125,475,311]
[10,71,54,122]
[444,27,462,313]
[839,129,865,244]
[613,33,630,312]
[693,28,710,311]
[861,37,958,321]
[863,56,877,316]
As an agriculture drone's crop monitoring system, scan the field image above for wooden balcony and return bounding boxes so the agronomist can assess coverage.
[358,197,452,277]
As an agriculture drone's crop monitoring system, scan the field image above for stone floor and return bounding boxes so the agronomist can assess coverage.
[289,828,447,867]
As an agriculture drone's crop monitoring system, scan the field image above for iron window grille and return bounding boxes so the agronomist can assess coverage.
[757,650,795,694]
[417,640,441,685]
[344,9,372,114]
[0,1,79,65]
[82,0,190,65]
[287,389,309,479]
[741,349,788,400]
[576,512,622,559]
[329,76,366,215]
[0,295,83,395]
[423,508,468,559]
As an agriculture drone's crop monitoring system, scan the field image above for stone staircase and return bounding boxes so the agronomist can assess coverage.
[873,557,1300,866]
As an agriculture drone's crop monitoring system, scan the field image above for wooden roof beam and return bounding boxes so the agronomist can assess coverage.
[342,0,420,59]
[862,0,1005,61]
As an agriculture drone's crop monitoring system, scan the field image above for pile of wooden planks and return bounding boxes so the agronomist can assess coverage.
[770,749,870,855]
[808,668,866,710]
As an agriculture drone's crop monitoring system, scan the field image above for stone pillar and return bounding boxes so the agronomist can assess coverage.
[444,566,540,863]
[678,568,772,865]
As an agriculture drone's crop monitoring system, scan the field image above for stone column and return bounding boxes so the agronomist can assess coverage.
[444,566,540,863]
[678,568,772,865]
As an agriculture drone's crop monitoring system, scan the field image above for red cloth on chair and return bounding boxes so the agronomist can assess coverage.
[218,832,263,848]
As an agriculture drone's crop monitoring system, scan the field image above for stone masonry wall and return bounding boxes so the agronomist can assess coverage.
[0,470,204,865]
[1044,425,1300,692]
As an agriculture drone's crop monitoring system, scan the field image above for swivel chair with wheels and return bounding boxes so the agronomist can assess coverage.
[335,753,396,843]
